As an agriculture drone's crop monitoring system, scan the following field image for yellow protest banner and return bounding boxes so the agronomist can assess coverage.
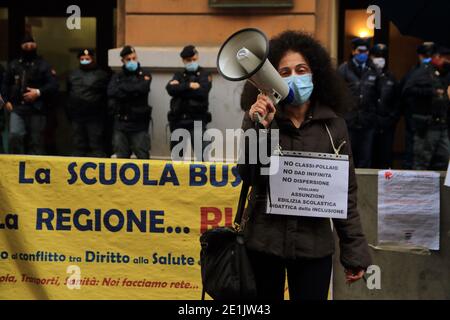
[0,155,241,299]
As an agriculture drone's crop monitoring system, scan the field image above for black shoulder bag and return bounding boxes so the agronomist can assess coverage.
[200,119,267,300]
[199,178,257,300]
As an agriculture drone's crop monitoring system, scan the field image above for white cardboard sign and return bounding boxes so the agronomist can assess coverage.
[267,152,349,219]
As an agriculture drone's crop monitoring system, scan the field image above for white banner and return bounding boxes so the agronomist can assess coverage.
[378,170,440,250]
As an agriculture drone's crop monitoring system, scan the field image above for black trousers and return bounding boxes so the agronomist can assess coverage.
[247,250,332,301]
[0,109,5,153]
[348,127,376,168]
[169,121,209,161]
[403,112,415,169]
[71,119,106,157]
[372,127,395,169]
[113,129,150,159]
[9,111,46,155]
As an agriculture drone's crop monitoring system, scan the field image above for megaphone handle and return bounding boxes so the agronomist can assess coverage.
[254,112,264,124]
[254,90,276,124]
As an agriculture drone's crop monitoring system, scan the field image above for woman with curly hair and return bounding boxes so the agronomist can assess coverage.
[238,30,371,300]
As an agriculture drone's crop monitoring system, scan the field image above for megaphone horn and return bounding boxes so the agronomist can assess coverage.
[217,28,294,118]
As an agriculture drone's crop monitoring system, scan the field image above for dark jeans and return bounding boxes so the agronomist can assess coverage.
[413,128,450,171]
[113,129,150,159]
[170,121,210,161]
[71,119,106,157]
[372,127,395,169]
[348,127,376,168]
[247,250,332,301]
[9,111,46,155]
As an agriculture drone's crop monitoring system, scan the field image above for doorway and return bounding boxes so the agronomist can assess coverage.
[338,0,423,168]
[2,0,116,155]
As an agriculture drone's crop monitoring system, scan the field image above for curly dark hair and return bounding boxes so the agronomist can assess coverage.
[266,30,352,115]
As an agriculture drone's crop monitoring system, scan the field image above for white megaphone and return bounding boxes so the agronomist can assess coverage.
[217,28,294,123]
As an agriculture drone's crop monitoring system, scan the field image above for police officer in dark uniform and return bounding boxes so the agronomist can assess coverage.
[0,63,4,91]
[338,38,379,168]
[166,45,212,161]
[1,35,58,155]
[370,44,400,169]
[0,63,5,153]
[107,45,152,159]
[400,42,437,169]
[403,45,450,170]
[436,47,450,141]
[67,49,109,157]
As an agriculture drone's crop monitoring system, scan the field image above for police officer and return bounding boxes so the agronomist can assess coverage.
[166,45,212,161]
[338,38,379,168]
[67,49,109,157]
[107,45,152,159]
[0,63,4,90]
[0,63,5,153]
[435,47,450,141]
[370,44,400,169]
[400,42,437,169]
[403,44,450,170]
[1,35,58,155]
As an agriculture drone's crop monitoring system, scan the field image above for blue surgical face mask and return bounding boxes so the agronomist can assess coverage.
[283,73,314,106]
[421,57,432,64]
[125,60,138,72]
[354,53,369,64]
[185,62,199,72]
[80,59,91,65]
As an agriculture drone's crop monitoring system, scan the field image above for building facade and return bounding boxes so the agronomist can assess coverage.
[109,0,339,158]
[0,0,422,164]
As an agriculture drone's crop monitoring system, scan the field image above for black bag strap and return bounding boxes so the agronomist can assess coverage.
[233,179,250,230]
[201,121,261,300]
[201,177,250,300]
[233,120,264,231]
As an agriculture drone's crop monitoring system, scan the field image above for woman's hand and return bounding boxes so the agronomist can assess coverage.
[249,94,276,128]
[345,268,365,284]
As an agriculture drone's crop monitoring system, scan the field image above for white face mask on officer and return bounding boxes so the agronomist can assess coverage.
[372,57,386,70]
